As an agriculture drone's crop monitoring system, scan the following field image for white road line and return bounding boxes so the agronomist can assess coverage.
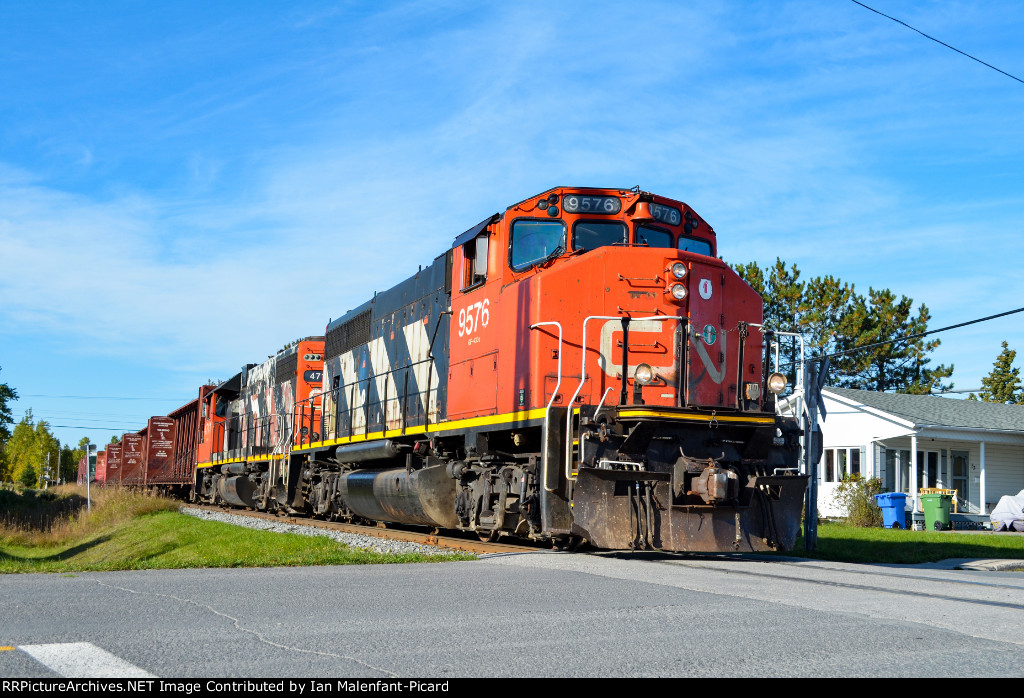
[18,642,156,678]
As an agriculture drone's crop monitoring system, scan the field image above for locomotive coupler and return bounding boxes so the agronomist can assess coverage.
[689,461,739,504]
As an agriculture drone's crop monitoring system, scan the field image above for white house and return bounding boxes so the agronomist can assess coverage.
[814,387,1024,519]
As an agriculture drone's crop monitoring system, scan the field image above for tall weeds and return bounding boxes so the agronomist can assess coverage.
[0,484,178,547]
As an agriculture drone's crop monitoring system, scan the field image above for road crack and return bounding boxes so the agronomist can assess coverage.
[88,578,397,677]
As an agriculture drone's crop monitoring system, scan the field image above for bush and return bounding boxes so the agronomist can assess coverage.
[834,474,884,527]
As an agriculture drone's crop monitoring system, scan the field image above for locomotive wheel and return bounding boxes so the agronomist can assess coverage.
[552,535,582,552]
[477,528,500,543]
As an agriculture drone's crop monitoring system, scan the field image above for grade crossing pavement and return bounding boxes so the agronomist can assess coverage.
[1,551,1021,678]
[10,643,155,678]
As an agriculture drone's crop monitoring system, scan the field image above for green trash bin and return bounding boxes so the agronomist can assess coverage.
[921,493,953,531]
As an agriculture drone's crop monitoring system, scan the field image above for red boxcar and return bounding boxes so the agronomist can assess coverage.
[150,386,214,496]
[105,442,123,485]
[144,416,175,484]
[120,432,147,486]
[94,450,107,484]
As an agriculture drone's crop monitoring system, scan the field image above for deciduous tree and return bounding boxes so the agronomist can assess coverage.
[3,411,62,487]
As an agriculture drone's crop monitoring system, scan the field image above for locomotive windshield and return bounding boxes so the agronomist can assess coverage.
[635,224,673,248]
[510,219,565,271]
[678,235,713,256]
[572,221,627,252]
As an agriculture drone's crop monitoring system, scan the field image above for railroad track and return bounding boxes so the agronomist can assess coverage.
[189,504,541,555]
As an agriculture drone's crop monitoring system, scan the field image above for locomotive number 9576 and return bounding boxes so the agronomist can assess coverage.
[458,299,490,337]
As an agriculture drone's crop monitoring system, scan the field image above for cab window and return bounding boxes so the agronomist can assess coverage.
[635,225,673,248]
[572,221,627,252]
[510,220,565,271]
[678,236,713,256]
[461,233,489,290]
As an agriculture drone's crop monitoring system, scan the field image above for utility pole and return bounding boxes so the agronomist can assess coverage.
[803,362,819,551]
[87,443,97,511]
[802,358,829,552]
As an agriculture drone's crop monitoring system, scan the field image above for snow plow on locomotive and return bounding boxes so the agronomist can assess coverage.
[190,187,807,552]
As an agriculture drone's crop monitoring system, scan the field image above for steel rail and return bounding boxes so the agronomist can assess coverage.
[187,504,539,555]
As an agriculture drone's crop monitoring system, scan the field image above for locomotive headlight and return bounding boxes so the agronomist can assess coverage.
[671,262,687,279]
[767,372,788,394]
[634,363,654,385]
[669,283,687,301]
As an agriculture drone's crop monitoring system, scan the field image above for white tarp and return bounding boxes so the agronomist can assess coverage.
[990,489,1024,532]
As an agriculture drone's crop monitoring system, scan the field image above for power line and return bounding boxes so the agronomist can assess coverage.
[822,305,1024,362]
[851,0,1024,85]
[19,394,186,401]
[775,305,1024,368]
[48,425,136,431]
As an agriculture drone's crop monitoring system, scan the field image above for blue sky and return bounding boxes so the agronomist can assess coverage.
[1,1,1023,447]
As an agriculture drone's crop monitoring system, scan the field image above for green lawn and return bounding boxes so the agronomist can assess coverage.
[0,486,473,573]
[3,486,1022,571]
[781,520,1024,565]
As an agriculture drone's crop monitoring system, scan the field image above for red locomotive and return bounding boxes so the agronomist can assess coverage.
[125,187,807,552]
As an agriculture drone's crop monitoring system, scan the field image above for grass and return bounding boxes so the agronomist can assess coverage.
[3,485,1021,571]
[780,520,1024,565]
[0,484,474,574]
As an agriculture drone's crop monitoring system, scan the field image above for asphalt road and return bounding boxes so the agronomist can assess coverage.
[1,551,1021,678]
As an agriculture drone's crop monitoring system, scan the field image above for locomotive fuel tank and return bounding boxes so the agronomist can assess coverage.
[217,475,256,508]
[334,464,460,529]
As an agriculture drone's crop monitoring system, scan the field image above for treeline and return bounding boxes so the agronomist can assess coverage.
[732,259,954,394]
[1,410,93,487]
[0,367,97,488]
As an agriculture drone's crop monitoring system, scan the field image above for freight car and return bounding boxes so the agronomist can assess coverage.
[185,186,807,553]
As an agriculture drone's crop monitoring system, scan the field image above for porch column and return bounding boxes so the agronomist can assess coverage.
[980,441,987,515]
[910,434,919,513]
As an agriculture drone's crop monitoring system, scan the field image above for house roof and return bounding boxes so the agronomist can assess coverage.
[824,386,1024,432]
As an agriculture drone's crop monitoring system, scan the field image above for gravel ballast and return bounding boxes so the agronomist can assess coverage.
[179,506,476,558]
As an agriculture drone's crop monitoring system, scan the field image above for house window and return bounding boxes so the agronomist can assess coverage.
[917,450,939,489]
[898,449,911,493]
[824,447,862,483]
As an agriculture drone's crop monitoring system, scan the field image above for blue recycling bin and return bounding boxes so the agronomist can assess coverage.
[874,492,908,529]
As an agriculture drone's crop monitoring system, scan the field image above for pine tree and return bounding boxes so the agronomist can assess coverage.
[735,258,804,387]
[731,260,953,394]
[0,367,16,442]
[834,290,953,393]
[0,367,17,479]
[969,341,1021,403]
